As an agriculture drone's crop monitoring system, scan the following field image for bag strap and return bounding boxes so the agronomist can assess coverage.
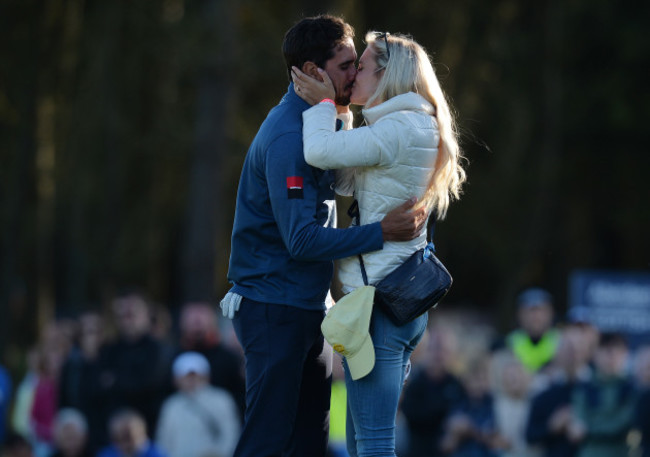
[358,254,370,286]
[348,199,437,286]
[426,212,437,243]
[347,200,370,286]
[184,393,223,439]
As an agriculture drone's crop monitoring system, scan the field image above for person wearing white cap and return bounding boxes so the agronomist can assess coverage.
[292,30,466,457]
[155,352,240,457]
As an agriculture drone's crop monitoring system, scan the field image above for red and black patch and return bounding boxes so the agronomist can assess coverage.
[287,176,304,198]
[287,176,304,199]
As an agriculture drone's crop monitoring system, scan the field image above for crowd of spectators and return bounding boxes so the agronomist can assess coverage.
[1,286,650,457]
[397,287,650,457]
[0,289,245,457]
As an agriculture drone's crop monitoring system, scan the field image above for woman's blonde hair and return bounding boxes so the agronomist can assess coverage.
[365,32,466,219]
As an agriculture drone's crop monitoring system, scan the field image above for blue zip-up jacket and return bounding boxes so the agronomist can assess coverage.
[228,84,384,310]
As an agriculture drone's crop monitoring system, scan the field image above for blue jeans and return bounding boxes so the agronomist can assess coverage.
[344,307,428,457]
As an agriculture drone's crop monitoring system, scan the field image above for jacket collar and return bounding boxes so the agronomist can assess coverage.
[362,92,435,125]
[282,82,312,112]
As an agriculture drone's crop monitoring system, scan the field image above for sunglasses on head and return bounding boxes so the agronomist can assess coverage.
[376,32,390,60]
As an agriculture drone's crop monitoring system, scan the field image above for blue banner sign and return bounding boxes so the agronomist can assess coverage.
[569,270,650,346]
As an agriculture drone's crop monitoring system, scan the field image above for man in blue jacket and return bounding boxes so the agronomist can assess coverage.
[221,15,427,457]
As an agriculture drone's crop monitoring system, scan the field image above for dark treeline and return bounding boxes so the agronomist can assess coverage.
[1,0,649,360]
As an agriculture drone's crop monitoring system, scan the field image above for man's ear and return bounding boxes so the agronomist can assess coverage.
[301,61,325,82]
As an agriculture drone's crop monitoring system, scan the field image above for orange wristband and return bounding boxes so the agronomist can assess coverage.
[320,98,335,105]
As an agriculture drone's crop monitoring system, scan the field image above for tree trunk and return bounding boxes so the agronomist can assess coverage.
[180,0,238,302]
[0,1,42,359]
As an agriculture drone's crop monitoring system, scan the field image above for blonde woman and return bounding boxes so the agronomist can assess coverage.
[292,31,466,457]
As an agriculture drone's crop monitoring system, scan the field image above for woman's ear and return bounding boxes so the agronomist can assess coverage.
[301,61,324,82]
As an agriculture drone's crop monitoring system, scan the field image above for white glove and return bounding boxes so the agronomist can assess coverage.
[220,291,243,319]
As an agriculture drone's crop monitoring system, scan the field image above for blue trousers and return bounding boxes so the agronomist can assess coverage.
[345,308,428,457]
[232,298,333,457]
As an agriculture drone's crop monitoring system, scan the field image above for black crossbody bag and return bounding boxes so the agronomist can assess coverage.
[350,200,453,326]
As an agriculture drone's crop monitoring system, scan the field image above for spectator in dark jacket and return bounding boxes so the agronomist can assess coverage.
[96,289,172,447]
[402,328,465,457]
[525,333,587,457]
[58,311,105,452]
[440,356,503,457]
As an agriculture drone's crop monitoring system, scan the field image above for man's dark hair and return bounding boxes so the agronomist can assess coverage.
[282,15,354,82]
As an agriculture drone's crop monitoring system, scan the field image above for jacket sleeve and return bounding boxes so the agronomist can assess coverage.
[302,103,400,169]
[333,110,356,196]
[266,132,384,261]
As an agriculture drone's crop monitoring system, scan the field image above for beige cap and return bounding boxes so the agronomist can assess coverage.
[321,285,376,380]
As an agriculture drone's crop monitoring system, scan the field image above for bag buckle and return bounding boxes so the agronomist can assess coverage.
[423,242,436,259]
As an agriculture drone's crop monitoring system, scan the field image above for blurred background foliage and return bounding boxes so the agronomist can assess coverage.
[1,0,649,359]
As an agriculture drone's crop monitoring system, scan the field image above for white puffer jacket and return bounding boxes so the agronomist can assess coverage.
[303,92,439,294]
